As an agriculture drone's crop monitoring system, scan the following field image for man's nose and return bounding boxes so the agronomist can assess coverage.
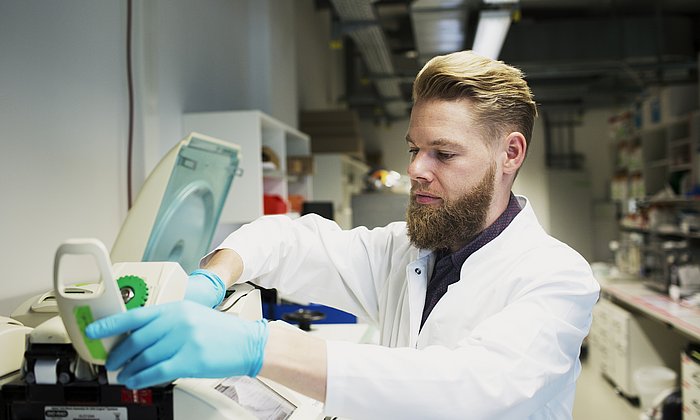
[407,152,433,183]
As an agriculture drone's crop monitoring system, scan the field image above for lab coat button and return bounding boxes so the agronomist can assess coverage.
[415,268,421,275]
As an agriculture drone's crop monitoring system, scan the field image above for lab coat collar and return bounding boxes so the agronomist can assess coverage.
[417,248,434,259]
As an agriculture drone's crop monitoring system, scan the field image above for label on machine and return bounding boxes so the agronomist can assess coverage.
[215,376,295,420]
[44,405,128,420]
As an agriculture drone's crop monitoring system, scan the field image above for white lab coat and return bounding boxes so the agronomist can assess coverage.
[210,195,600,419]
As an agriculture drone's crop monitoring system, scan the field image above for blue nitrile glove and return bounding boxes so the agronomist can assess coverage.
[85,301,268,390]
[184,269,226,308]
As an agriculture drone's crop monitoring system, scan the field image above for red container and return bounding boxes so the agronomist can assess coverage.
[264,195,288,215]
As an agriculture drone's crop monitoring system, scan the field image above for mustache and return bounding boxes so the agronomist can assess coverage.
[410,186,439,197]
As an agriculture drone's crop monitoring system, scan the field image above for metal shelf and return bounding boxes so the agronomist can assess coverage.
[620,224,700,239]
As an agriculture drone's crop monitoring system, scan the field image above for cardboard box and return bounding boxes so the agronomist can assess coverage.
[300,110,365,158]
[287,156,314,176]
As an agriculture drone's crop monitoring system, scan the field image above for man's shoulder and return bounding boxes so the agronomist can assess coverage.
[492,206,592,275]
[371,221,413,247]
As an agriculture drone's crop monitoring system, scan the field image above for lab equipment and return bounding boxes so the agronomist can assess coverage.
[1,243,318,419]
[1,132,322,419]
[0,317,31,378]
[54,238,188,366]
[12,132,240,328]
[642,239,693,294]
[1,237,190,417]
[110,132,240,273]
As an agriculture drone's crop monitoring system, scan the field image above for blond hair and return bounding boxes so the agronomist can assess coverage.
[412,51,537,148]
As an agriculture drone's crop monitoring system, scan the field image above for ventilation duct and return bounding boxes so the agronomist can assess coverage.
[410,0,468,64]
[330,0,407,119]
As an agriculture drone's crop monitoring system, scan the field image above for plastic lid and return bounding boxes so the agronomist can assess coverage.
[142,135,240,272]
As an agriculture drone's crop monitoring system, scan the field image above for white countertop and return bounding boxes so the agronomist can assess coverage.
[602,281,700,341]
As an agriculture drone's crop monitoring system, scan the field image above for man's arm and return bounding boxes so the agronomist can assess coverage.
[201,214,391,324]
[260,322,328,402]
[201,248,244,288]
[203,248,329,402]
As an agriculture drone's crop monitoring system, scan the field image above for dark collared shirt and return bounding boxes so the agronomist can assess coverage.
[420,193,523,329]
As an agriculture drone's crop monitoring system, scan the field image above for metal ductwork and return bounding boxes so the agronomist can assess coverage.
[500,15,698,108]
[330,0,408,120]
[324,0,700,119]
[410,0,468,64]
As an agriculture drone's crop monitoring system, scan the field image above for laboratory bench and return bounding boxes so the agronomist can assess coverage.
[593,279,700,418]
[602,282,700,343]
[601,281,700,342]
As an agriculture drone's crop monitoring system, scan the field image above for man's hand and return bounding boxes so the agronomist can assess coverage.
[85,301,268,389]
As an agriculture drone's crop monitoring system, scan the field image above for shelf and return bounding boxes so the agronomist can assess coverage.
[646,158,669,169]
[286,173,313,183]
[611,108,698,209]
[637,197,700,206]
[638,124,667,134]
[669,163,692,172]
[615,134,641,144]
[639,114,691,134]
[262,169,286,179]
[619,224,700,239]
[669,137,692,147]
[614,168,642,175]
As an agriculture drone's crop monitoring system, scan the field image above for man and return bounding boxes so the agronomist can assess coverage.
[87,51,599,419]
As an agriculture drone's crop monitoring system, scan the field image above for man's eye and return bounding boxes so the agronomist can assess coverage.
[437,152,456,161]
[408,148,418,156]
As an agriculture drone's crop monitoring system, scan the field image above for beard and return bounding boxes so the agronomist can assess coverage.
[406,164,496,251]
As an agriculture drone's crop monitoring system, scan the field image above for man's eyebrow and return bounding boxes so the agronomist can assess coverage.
[405,135,464,149]
[429,138,462,148]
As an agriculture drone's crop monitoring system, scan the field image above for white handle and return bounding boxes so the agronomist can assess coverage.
[54,238,114,296]
[52,238,125,366]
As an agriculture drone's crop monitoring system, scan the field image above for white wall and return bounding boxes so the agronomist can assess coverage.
[577,107,621,261]
[576,107,618,201]
[137,0,301,180]
[249,0,298,127]
[136,0,256,179]
[514,119,551,232]
[547,169,593,260]
[534,107,620,262]
[295,3,345,110]
[0,1,128,310]
[0,0,330,313]
[360,119,410,172]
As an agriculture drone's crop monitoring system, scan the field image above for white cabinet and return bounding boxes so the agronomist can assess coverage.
[312,154,368,229]
[183,111,312,224]
[682,350,700,419]
[589,299,684,398]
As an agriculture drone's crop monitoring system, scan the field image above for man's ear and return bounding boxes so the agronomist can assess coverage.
[502,132,527,175]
